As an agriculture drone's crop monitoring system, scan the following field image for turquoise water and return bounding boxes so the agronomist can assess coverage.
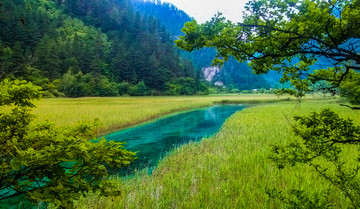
[105,105,246,175]
[0,105,245,208]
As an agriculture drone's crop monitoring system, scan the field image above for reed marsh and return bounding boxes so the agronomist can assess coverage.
[33,94,300,135]
[71,97,359,208]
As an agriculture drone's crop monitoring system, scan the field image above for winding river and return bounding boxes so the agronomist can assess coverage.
[104,104,246,175]
[0,105,246,208]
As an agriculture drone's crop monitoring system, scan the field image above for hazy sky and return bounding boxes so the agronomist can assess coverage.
[163,0,249,23]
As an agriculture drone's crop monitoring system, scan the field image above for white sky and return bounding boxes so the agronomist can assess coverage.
[163,0,249,23]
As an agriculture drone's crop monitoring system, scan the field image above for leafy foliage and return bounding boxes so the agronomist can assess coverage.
[214,58,270,90]
[266,188,331,209]
[340,73,360,105]
[128,81,148,96]
[175,0,360,206]
[0,79,136,207]
[176,0,360,100]
[164,77,208,95]
[270,109,360,207]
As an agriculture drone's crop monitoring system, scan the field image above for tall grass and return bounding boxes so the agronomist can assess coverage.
[77,99,359,208]
[33,94,297,135]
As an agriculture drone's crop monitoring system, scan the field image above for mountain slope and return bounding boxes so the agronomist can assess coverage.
[132,0,191,37]
[0,0,203,96]
[132,0,271,90]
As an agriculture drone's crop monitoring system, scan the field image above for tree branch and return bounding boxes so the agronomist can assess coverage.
[339,104,360,110]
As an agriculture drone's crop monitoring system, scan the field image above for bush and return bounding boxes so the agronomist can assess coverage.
[94,76,119,97]
[165,77,200,95]
[198,83,209,95]
[270,109,360,207]
[165,83,181,95]
[118,81,130,96]
[128,81,148,96]
[0,79,135,207]
[42,90,56,98]
[241,90,252,94]
[60,70,86,97]
[274,88,298,97]
[231,89,240,94]
[340,73,360,105]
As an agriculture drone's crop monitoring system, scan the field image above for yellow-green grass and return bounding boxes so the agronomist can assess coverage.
[33,94,302,135]
[77,99,359,208]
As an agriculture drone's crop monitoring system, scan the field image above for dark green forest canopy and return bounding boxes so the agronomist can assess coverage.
[132,0,192,37]
[176,0,360,101]
[133,0,271,91]
[0,0,206,97]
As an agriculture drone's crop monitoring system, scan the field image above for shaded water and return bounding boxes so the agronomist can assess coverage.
[105,105,246,174]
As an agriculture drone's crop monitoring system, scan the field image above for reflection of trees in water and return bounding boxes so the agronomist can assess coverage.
[204,106,219,122]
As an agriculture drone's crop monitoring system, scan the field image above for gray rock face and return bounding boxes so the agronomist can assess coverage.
[203,66,221,82]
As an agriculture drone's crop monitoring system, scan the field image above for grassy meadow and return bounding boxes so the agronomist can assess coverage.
[33,94,296,135]
[30,94,358,208]
[72,98,359,208]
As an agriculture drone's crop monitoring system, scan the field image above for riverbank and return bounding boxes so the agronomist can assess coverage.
[105,105,246,174]
[34,94,328,136]
[77,99,359,208]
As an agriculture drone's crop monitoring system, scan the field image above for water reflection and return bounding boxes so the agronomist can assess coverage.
[105,105,246,175]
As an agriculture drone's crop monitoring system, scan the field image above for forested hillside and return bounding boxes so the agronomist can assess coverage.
[133,0,271,91]
[214,58,270,90]
[0,0,206,97]
[132,0,191,37]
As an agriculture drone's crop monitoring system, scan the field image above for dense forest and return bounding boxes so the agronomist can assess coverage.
[132,0,191,37]
[181,49,271,90]
[0,0,208,97]
[0,0,274,98]
[132,0,271,91]
[213,58,270,90]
